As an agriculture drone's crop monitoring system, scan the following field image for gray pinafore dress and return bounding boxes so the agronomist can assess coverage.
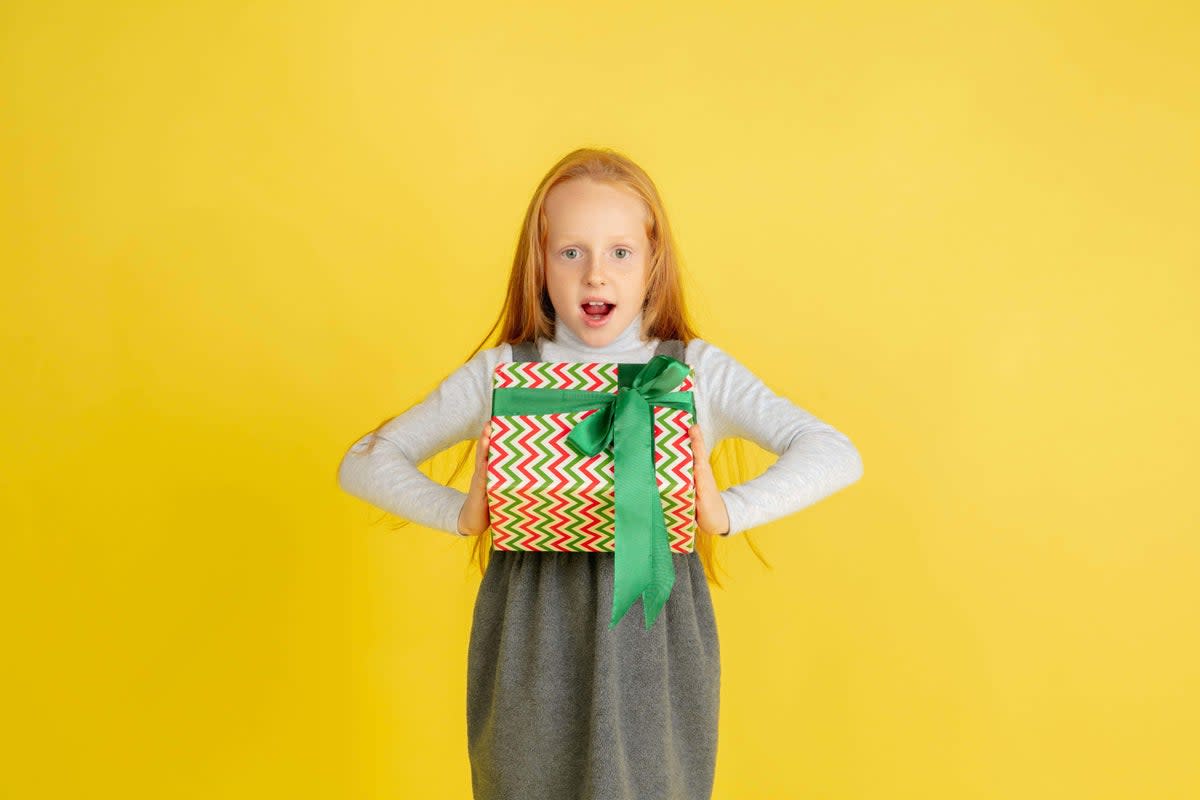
[466,337,721,800]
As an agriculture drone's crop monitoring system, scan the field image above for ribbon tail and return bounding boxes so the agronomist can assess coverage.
[609,498,676,630]
[641,509,676,629]
[609,515,651,629]
[608,500,653,630]
[608,390,655,630]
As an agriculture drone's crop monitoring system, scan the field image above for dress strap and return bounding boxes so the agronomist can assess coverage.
[510,340,541,362]
[652,338,685,360]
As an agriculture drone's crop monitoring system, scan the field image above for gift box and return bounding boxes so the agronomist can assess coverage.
[485,354,697,629]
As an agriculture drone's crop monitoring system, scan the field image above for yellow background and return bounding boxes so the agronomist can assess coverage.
[5,1,1197,797]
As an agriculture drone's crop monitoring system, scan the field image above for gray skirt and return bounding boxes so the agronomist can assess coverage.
[466,549,721,800]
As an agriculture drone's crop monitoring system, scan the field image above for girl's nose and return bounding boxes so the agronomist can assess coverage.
[584,257,607,283]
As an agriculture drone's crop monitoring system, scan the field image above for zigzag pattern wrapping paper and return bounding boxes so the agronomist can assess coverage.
[486,360,697,553]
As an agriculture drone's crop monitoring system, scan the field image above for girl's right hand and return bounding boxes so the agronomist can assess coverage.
[456,420,492,537]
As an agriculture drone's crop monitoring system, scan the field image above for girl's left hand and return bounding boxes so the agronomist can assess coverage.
[689,424,730,536]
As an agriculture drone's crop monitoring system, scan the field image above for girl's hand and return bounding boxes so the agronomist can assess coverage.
[457,420,492,537]
[689,424,731,536]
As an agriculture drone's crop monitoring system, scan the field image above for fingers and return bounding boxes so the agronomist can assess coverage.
[689,424,706,459]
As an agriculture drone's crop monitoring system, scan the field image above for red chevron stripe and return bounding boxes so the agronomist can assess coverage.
[550,484,592,551]
[509,419,544,483]
[549,362,572,387]
[666,479,691,509]
[666,444,692,483]
[515,362,542,388]
[514,503,546,547]
[578,362,597,388]
[510,473,541,545]
[576,463,608,550]
[541,487,574,551]
[484,416,514,485]
[491,504,515,547]
[541,414,577,491]
[580,362,614,391]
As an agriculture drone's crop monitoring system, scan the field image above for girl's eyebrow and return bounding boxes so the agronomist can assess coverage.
[555,235,637,244]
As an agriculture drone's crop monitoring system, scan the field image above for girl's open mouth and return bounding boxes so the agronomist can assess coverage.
[581,302,616,326]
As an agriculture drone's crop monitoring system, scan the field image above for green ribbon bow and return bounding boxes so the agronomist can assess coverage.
[490,354,695,630]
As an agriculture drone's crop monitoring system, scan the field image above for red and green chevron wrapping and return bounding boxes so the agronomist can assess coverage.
[486,360,697,554]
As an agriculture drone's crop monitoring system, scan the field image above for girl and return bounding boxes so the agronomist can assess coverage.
[337,148,863,800]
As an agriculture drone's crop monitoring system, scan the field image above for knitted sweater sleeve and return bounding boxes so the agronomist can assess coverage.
[688,339,864,536]
[336,345,507,536]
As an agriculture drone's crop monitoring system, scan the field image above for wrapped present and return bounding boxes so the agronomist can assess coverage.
[486,354,697,630]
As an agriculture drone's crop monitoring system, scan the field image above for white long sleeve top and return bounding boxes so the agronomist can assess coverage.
[337,312,863,537]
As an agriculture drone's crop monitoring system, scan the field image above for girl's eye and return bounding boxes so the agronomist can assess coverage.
[560,246,632,261]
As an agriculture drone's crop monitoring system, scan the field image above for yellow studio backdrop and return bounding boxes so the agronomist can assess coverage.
[4,1,1197,798]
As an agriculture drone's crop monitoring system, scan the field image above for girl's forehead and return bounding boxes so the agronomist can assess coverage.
[545,203,651,243]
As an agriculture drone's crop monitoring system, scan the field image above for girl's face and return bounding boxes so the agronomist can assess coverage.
[543,177,650,348]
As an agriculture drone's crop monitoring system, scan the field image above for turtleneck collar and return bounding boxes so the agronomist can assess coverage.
[540,310,659,363]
